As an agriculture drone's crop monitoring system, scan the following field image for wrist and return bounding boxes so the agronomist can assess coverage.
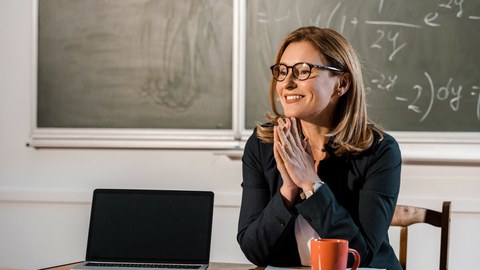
[280,185,299,208]
[300,180,324,200]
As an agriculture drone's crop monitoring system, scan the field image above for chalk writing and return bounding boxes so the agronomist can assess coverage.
[327,3,342,28]
[394,72,479,122]
[365,20,422,29]
[141,1,204,111]
[368,72,398,92]
[424,0,479,27]
[371,30,407,61]
[248,0,480,130]
[472,86,480,120]
[439,0,464,18]
[377,0,384,14]
[424,12,441,27]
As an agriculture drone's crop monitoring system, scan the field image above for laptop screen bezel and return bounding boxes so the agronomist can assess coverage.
[84,189,214,264]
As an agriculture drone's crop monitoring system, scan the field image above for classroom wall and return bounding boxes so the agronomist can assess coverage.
[1,1,479,270]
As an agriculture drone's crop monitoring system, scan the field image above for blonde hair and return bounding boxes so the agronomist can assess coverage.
[257,27,382,156]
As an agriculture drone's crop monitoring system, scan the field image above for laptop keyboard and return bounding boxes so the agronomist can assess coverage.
[86,263,201,269]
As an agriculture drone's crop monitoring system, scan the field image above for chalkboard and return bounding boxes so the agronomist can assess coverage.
[245,0,480,132]
[37,0,232,129]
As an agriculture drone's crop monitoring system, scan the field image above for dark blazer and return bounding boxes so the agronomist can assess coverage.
[237,129,402,270]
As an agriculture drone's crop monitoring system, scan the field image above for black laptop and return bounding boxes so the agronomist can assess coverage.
[73,189,214,270]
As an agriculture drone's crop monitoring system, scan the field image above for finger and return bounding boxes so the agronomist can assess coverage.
[277,117,284,129]
[274,140,283,159]
[278,117,288,130]
[275,124,287,145]
[282,119,300,154]
[278,125,293,151]
[275,126,292,159]
[284,117,291,129]
[273,141,290,177]
[273,126,282,154]
[273,127,282,159]
[279,118,291,137]
[275,138,289,163]
[290,117,303,148]
[274,126,287,154]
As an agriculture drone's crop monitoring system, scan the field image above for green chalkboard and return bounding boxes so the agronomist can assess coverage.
[245,0,480,132]
[37,0,233,129]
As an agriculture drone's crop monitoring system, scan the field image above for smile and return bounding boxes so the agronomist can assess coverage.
[285,95,305,101]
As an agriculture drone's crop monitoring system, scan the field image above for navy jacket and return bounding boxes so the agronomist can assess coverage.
[237,129,402,270]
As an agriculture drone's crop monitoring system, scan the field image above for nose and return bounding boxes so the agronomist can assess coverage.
[282,72,297,90]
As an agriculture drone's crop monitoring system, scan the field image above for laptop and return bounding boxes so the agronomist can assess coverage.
[73,189,214,270]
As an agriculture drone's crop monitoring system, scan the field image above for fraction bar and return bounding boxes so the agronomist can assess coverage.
[365,20,422,28]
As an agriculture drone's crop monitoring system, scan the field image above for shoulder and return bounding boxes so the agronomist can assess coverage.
[243,127,274,168]
[370,131,401,160]
[357,131,402,193]
[347,131,402,173]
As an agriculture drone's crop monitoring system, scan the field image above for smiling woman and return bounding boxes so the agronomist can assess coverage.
[237,27,403,270]
[257,28,377,157]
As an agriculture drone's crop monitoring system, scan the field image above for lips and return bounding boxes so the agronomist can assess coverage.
[285,94,305,103]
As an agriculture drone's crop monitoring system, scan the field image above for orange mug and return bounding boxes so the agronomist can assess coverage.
[310,238,360,270]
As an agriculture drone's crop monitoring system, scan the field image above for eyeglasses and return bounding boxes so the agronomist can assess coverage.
[269,62,343,82]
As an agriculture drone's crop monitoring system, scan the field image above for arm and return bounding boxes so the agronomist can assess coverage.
[237,132,300,266]
[295,134,401,266]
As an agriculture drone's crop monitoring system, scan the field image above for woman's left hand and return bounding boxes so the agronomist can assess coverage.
[276,117,321,191]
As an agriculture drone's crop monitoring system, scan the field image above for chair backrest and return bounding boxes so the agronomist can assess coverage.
[390,201,451,270]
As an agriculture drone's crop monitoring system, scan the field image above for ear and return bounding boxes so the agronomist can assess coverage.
[336,73,351,96]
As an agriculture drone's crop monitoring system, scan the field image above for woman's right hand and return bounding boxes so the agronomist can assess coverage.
[274,119,298,208]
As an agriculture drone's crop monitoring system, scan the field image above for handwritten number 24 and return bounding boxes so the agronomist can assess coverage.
[371,30,407,61]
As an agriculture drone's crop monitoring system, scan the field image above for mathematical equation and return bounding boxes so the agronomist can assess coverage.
[258,0,480,62]
[366,0,480,62]
[252,0,480,129]
[366,71,480,122]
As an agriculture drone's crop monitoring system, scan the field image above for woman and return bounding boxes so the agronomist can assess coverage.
[237,27,402,270]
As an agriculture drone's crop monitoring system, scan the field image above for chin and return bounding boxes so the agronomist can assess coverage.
[283,112,301,119]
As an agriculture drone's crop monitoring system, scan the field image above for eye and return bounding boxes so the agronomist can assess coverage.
[277,66,287,76]
[299,69,310,75]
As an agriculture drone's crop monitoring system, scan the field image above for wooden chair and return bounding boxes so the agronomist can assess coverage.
[390,201,451,270]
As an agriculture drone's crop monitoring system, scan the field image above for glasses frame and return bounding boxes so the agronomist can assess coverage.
[269,62,343,82]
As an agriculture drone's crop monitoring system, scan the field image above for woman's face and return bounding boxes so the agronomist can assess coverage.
[275,41,342,126]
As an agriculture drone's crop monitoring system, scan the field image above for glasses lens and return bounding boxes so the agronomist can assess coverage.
[294,63,311,80]
[272,64,287,81]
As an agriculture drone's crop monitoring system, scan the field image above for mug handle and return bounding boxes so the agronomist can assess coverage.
[348,248,361,270]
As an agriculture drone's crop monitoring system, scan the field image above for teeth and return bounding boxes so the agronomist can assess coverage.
[286,95,303,100]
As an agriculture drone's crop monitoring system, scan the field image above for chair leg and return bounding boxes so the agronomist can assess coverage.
[439,201,451,270]
[399,227,408,270]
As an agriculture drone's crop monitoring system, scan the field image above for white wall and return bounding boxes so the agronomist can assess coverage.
[1,1,479,269]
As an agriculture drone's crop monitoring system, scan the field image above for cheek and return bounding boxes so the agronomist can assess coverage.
[275,85,284,102]
[310,86,335,107]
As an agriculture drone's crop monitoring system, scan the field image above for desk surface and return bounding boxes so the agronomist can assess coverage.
[40,262,256,270]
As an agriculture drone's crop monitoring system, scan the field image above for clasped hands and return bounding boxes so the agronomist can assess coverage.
[274,117,321,205]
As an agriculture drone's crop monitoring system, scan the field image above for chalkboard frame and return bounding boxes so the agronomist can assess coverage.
[30,0,480,164]
[31,0,242,149]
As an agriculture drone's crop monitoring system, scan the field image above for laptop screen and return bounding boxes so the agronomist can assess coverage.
[85,189,214,264]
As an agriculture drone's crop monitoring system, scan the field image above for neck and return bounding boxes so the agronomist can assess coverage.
[300,120,330,148]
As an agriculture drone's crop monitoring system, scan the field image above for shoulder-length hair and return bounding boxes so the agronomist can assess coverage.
[256,26,382,156]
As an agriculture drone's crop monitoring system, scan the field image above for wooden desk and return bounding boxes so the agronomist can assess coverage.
[40,262,256,270]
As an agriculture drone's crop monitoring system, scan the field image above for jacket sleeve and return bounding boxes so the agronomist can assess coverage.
[295,134,402,266]
[236,133,300,266]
